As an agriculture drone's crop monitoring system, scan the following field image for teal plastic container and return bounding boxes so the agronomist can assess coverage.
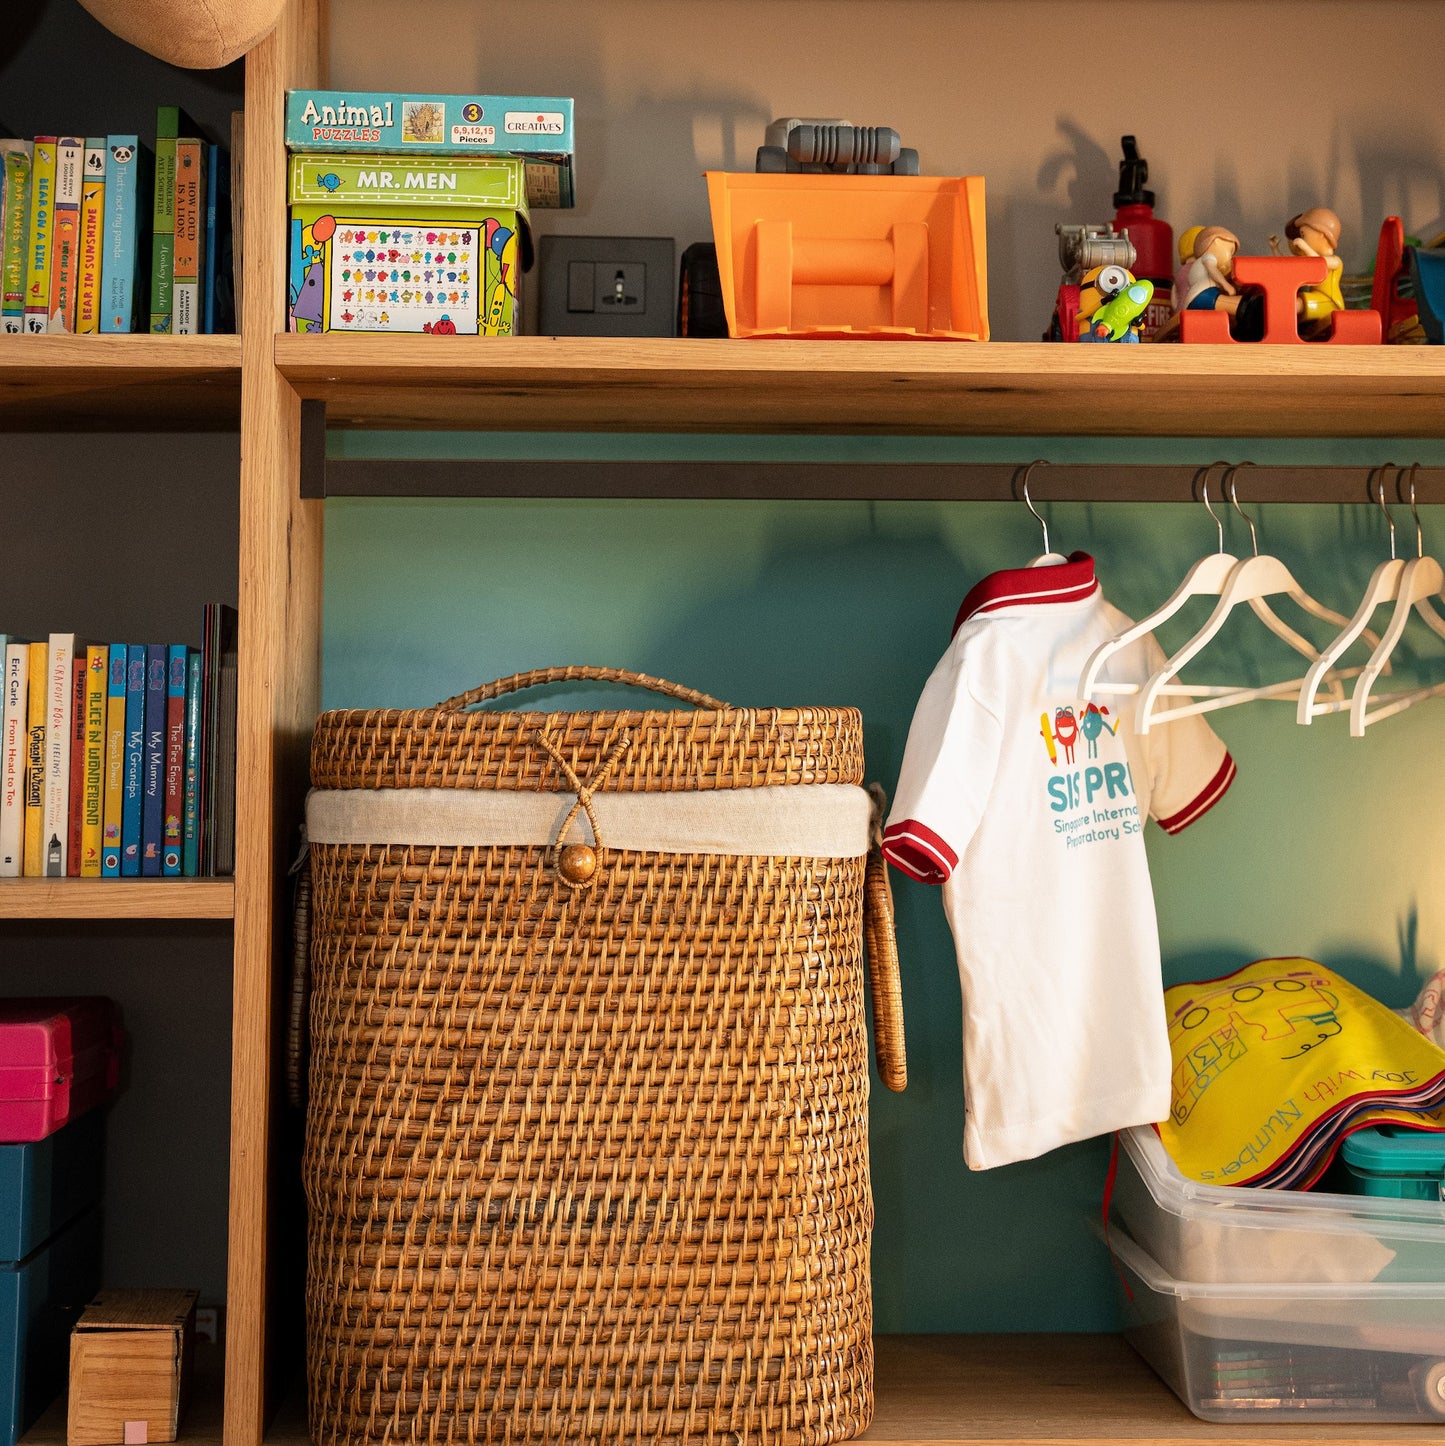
[1340,1126,1445,1201]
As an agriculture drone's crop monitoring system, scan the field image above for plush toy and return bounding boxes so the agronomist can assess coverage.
[78,0,286,69]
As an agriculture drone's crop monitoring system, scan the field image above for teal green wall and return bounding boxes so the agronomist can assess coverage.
[322,435,1445,1334]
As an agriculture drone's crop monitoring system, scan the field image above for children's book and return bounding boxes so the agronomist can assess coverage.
[81,644,106,877]
[65,657,85,877]
[47,138,83,333]
[120,643,145,877]
[149,108,200,334]
[162,644,187,875]
[101,642,126,876]
[141,642,166,875]
[22,640,45,875]
[100,137,147,334]
[171,137,205,334]
[181,646,202,876]
[202,143,231,333]
[200,602,237,874]
[75,140,106,334]
[23,138,56,334]
[0,141,32,333]
[42,632,75,876]
[0,642,28,876]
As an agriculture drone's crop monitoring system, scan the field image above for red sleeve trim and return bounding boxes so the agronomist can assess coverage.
[882,819,958,884]
[1157,752,1237,835]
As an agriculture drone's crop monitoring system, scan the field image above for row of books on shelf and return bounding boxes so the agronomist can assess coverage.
[0,606,236,881]
[0,107,235,336]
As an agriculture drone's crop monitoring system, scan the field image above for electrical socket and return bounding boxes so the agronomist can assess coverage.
[539,236,675,336]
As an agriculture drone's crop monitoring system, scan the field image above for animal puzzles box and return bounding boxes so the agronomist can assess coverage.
[287,152,528,335]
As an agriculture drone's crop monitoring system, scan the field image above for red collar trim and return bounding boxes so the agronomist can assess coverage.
[953,552,1099,634]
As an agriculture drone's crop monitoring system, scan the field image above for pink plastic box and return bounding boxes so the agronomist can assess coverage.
[0,1000,121,1144]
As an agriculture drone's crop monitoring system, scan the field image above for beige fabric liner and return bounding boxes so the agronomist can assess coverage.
[306,784,872,857]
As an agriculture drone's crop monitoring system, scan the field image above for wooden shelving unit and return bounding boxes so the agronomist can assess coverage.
[0,334,242,430]
[275,334,1445,437]
[0,879,235,919]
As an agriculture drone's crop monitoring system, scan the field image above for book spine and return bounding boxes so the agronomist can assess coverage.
[0,643,29,875]
[42,633,75,877]
[47,138,83,333]
[163,644,187,875]
[171,139,204,335]
[23,139,56,334]
[203,143,219,333]
[182,648,202,876]
[22,641,45,875]
[75,140,106,334]
[81,644,107,877]
[66,657,85,877]
[149,108,180,334]
[1,142,32,333]
[141,642,166,875]
[101,643,127,876]
[121,644,145,877]
[100,137,142,334]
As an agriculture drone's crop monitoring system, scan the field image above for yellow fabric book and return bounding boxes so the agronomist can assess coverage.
[1160,958,1445,1188]
[22,639,46,874]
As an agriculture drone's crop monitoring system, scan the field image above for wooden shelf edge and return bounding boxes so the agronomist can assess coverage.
[254,1335,1436,1446]
[0,879,235,920]
[0,334,243,372]
[272,335,1445,437]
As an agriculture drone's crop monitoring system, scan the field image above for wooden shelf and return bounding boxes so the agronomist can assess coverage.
[274,335,1445,438]
[0,878,235,920]
[257,1335,1437,1446]
[0,334,242,431]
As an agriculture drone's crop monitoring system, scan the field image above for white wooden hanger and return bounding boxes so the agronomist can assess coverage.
[1298,465,1408,725]
[1079,461,1243,702]
[1346,465,1445,733]
[1019,459,1070,567]
[1134,465,1374,733]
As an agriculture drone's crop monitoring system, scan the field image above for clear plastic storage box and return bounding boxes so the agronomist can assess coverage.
[1111,1124,1445,1284]
[1107,1224,1445,1422]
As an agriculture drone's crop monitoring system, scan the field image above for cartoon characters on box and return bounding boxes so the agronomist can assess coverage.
[287,209,518,335]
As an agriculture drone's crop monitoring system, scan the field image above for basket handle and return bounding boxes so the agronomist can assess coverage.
[865,784,908,1092]
[438,666,729,712]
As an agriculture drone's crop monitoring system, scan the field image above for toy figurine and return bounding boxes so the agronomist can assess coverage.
[1076,263,1153,342]
[1046,224,1136,340]
[1180,226,1243,315]
[1271,207,1345,337]
[1171,225,1203,312]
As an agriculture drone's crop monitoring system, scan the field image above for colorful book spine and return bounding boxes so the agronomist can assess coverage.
[101,643,126,876]
[23,139,56,334]
[0,141,32,333]
[121,644,145,877]
[182,647,202,876]
[81,645,107,877]
[202,143,220,333]
[141,642,166,875]
[22,641,46,874]
[66,657,85,877]
[75,140,107,334]
[0,642,28,876]
[42,632,75,877]
[100,137,145,334]
[171,138,205,334]
[47,138,83,333]
[148,108,195,334]
[162,644,187,875]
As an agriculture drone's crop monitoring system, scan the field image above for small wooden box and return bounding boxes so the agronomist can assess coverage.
[66,1290,197,1446]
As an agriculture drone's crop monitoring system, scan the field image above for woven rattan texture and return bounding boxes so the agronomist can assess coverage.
[310,707,865,792]
[306,841,875,1446]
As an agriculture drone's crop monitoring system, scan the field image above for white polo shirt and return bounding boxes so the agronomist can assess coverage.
[883,553,1235,1170]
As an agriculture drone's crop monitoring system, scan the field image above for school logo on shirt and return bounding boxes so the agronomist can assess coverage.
[1041,702,1141,848]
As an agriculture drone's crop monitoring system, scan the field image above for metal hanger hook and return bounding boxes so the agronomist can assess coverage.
[1225,462,1260,557]
[1194,461,1232,554]
[1399,462,1425,558]
[1017,459,1051,555]
[1369,464,1398,561]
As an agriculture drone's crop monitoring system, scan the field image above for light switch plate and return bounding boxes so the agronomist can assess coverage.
[539,235,675,336]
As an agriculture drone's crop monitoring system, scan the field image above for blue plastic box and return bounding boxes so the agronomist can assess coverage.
[1341,1126,1445,1201]
[0,1208,102,1446]
[0,1112,104,1263]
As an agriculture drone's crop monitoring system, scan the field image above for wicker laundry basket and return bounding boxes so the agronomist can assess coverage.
[303,666,906,1446]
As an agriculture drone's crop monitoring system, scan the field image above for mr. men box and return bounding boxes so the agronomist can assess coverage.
[287,153,529,335]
